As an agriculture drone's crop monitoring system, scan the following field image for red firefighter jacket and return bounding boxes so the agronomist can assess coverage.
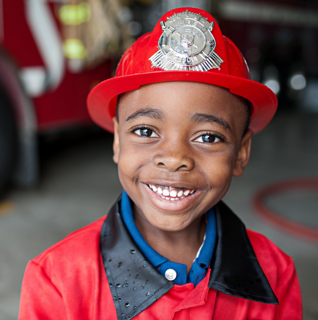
[19,199,302,320]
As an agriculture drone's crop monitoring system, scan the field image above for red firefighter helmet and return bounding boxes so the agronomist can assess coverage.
[87,7,277,134]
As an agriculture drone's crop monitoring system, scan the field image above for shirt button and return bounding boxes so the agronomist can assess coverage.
[165,269,177,281]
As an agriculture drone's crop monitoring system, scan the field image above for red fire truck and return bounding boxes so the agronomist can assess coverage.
[0,0,131,193]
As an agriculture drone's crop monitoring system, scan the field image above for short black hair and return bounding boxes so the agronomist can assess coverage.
[116,94,251,136]
[242,100,251,136]
[116,94,122,123]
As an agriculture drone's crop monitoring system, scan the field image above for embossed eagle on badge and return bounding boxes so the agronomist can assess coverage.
[149,10,223,71]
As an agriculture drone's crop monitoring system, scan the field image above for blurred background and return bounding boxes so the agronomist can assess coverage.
[0,0,318,319]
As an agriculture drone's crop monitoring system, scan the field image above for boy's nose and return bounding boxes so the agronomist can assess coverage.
[153,147,194,172]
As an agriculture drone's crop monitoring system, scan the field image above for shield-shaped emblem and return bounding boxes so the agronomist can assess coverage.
[149,10,223,71]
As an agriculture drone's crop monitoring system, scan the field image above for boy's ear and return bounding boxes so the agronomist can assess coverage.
[233,129,253,177]
[113,117,120,164]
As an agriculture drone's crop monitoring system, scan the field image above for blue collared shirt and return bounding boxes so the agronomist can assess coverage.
[121,190,217,286]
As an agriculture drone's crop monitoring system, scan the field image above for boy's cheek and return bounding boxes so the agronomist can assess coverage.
[202,152,237,176]
[117,142,154,168]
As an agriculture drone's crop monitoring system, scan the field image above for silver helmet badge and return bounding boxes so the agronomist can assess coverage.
[149,10,223,72]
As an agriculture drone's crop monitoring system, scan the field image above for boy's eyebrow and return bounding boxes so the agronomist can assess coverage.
[126,108,164,122]
[191,113,232,133]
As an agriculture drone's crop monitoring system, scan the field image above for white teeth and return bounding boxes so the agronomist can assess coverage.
[170,190,177,197]
[148,184,195,200]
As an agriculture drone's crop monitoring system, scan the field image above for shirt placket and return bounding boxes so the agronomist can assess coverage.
[171,271,215,320]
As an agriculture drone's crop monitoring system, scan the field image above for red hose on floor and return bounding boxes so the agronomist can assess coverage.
[252,178,318,243]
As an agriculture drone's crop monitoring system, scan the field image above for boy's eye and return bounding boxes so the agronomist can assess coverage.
[134,128,158,138]
[194,134,221,143]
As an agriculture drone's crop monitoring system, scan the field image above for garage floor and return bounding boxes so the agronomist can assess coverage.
[0,110,317,319]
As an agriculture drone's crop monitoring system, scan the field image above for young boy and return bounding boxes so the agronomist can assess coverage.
[19,7,302,320]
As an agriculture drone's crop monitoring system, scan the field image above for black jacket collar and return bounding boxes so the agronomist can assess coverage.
[100,197,278,320]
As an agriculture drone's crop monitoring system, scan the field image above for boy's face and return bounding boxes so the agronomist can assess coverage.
[113,82,252,232]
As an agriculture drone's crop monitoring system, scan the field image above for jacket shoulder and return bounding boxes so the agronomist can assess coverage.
[246,229,294,280]
[32,216,107,271]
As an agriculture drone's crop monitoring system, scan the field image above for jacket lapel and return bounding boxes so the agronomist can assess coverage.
[209,201,278,305]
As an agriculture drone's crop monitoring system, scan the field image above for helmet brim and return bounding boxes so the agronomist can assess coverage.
[87,70,277,134]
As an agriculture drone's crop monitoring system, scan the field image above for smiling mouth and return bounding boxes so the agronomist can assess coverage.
[147,184,196,201]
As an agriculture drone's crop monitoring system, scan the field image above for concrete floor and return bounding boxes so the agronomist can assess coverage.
[0,111,317,319]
